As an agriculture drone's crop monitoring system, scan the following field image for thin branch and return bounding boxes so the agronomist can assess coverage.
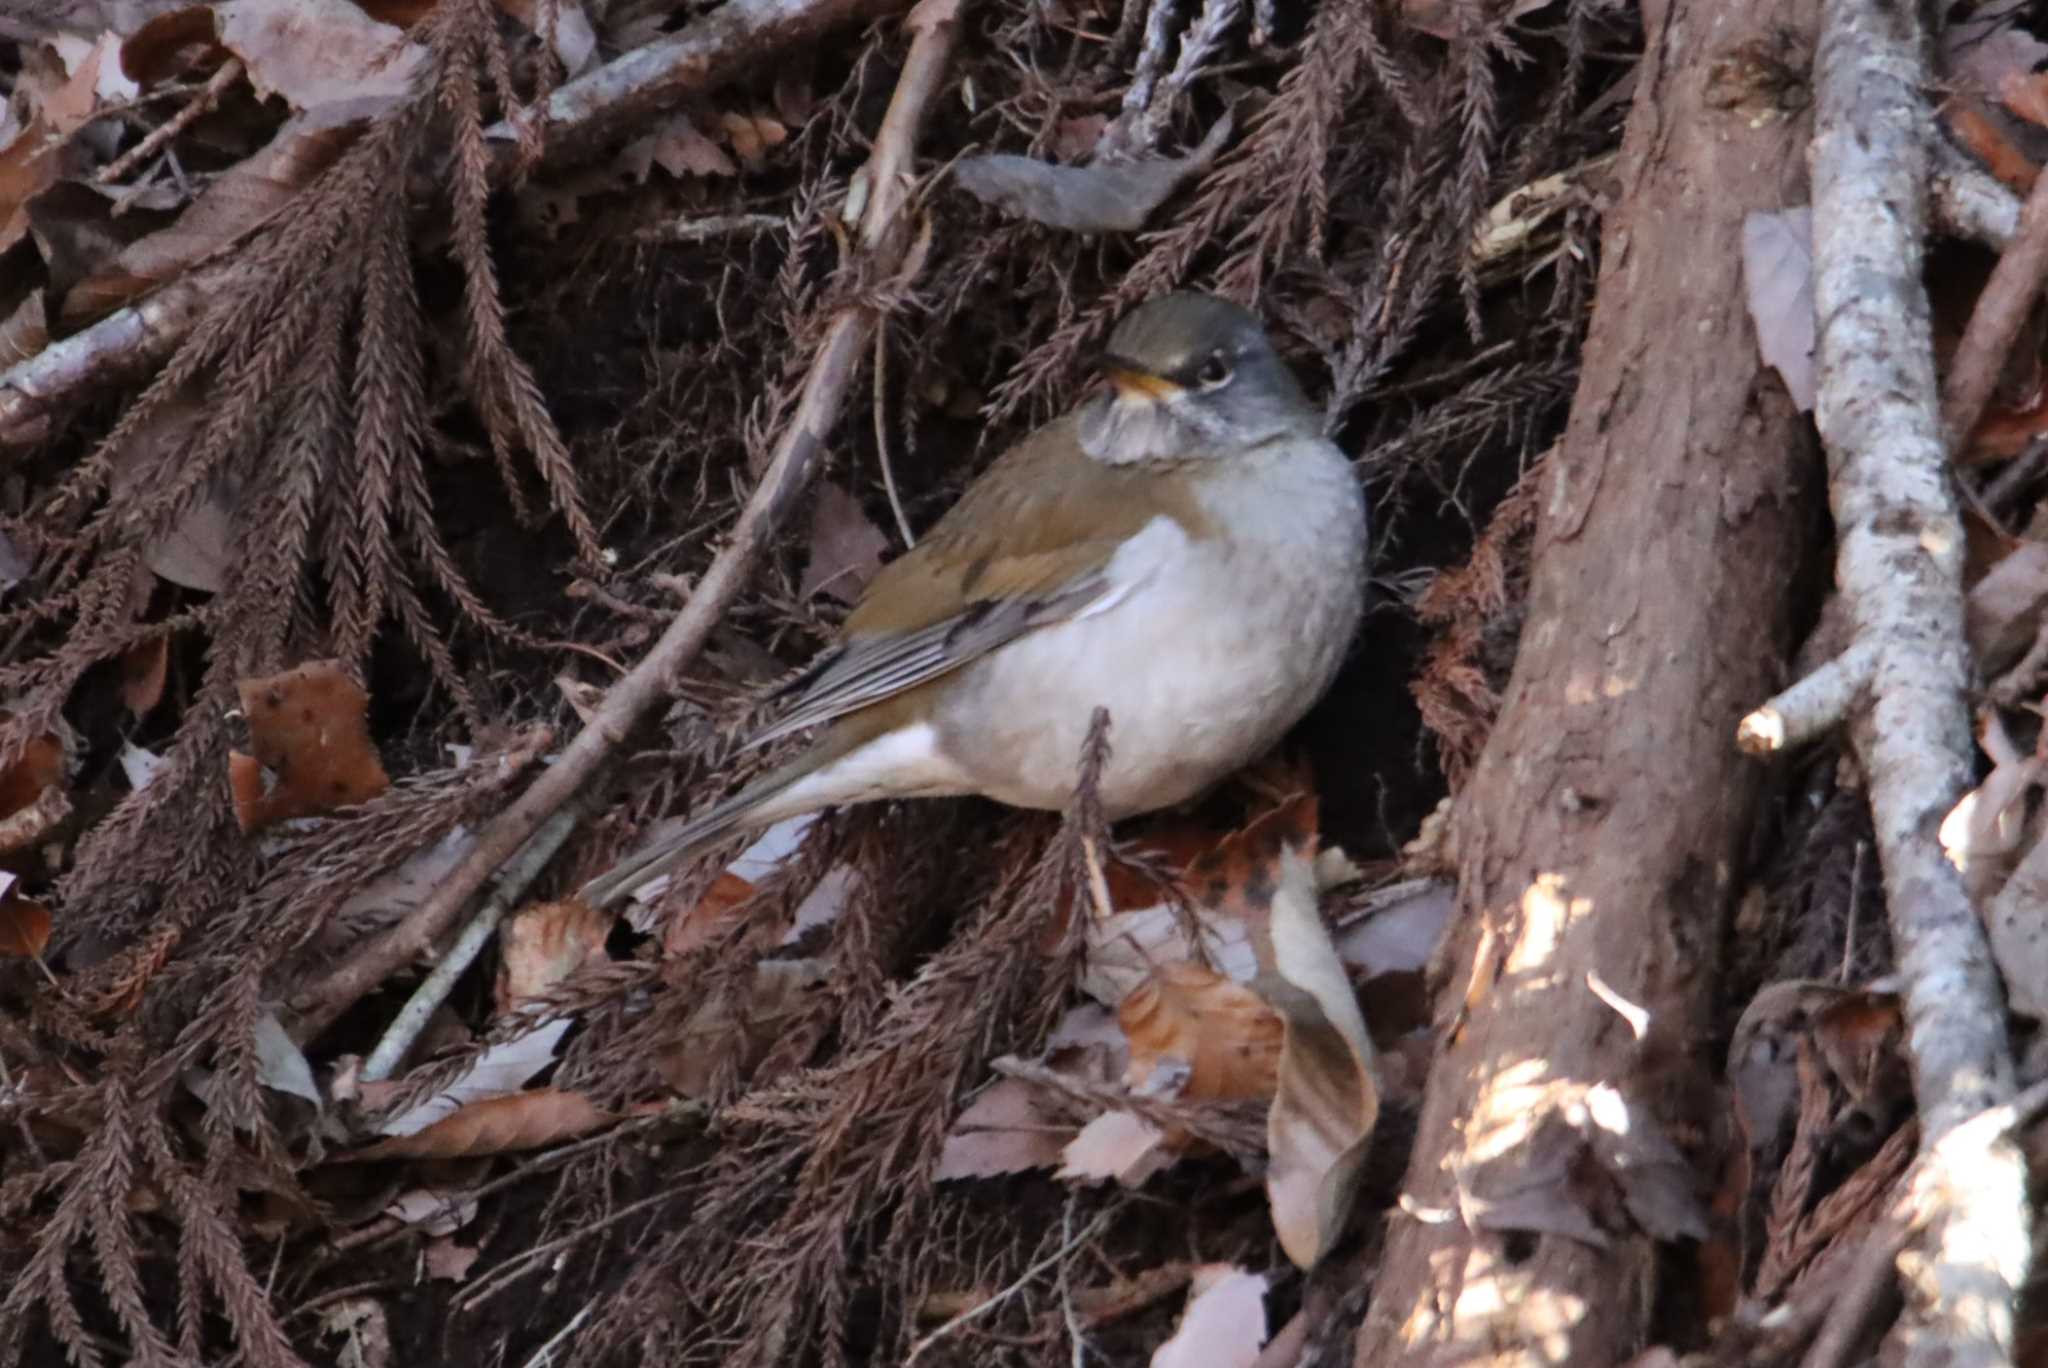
[286,0,964,1044]
[1736,640,1877,753]
[358,801,589,1082]
[1942,148,2048,445]
[1806,1,2027,1363]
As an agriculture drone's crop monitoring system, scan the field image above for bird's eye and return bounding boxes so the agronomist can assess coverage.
[1197,353,1233,388]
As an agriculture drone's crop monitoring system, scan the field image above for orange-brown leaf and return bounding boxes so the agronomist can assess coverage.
[353,1089,612,1159]
[0,895,51,958]
[1118,961,1282,1103]
[230,661,389,831]
[118,635,171,717]
[497,898,610,1011]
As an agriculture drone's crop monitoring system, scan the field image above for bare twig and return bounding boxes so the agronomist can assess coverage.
[1736,640,1878,753]
[358,801,589,1081]
[1941,145,2048,446]
[285,0,964,1043]
[95,59,245,188]
[1806,0,2027,1362]
[1930,135,2020,249]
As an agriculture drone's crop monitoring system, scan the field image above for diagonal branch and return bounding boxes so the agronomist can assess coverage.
[284,0,964,1046]
[1802,0,2026,1361]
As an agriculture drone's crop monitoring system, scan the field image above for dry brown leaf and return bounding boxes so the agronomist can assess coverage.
[934,1078,1072,1180]
[717,110,786,167]
[0,882,52,959]
[120,6,228,87]
[660,869,755,963]
[230,660,390,831]
[424,1237,480,1283]
[799,480,889,604]
[1118,961,1281,1103]
[1741,207,1815,412]
[628,112,737,181]
[117,634,170,717]
[0,290,49,368]
[0,726,69,856]
[1944,98,2041,192]
[496,898,610,1011]
[1148,1265,1266,1368]
[215,0,427,110]
[64,100,379,322]
[1968,540,2048,673]
[1058,1109,1174,1186]
[356,1088,613,1159]
[1941,708,2043,902]
[1215,804,1379,1269]
[0,43,109,253]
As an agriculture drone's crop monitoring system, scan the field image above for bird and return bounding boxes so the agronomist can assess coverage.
[581,291,1367,908]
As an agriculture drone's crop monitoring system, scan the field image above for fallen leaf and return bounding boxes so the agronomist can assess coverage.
[117,634,170,716]
[119,741,167,791]
[230,660,390,831]
[253,1009,321,1105]
[1118,961,1282,1104]
[1149,1265,1266,1368]
[373,1016,569,1136]
[0,879,52,959]
[1940,708,2042,900]
[717,110,786,167]
[0,290,49,368]
[952,113,1231,234]
[1334,878,1455,978]
[935,1078,1071,1180]
[355,1088,612,1159]
[1229,815,1379,1269]
[121,6,229,87]
[215,0,427,110]
[638,113,738,179]
[424,1236,479,1282]
[382,1188,478,1235]
[496,898,610,1011]
[800,481,889,604]
[1059,1109,1174,1186]
[1741,207,1816,413]
[0,726,69,856]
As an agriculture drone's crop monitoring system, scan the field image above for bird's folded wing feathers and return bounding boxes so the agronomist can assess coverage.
[747,414,1199,747]
[747,567,1113,748]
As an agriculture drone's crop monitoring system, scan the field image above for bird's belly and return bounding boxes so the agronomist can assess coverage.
[929,553,1355,817]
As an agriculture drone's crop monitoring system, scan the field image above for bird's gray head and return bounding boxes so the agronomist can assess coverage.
[1077,291,1318,466]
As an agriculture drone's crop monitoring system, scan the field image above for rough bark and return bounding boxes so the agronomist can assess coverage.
[1353,0,1821,1361]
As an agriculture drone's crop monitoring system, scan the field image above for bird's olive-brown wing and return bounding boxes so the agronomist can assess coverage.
[746,415,1211,748]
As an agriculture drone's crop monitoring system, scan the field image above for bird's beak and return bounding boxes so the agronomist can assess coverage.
[1104,365,1184,404]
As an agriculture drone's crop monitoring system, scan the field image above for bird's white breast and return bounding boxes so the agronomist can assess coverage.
[929,437,1366,816]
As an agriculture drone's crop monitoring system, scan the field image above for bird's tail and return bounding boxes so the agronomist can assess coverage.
[578,746,832,909]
